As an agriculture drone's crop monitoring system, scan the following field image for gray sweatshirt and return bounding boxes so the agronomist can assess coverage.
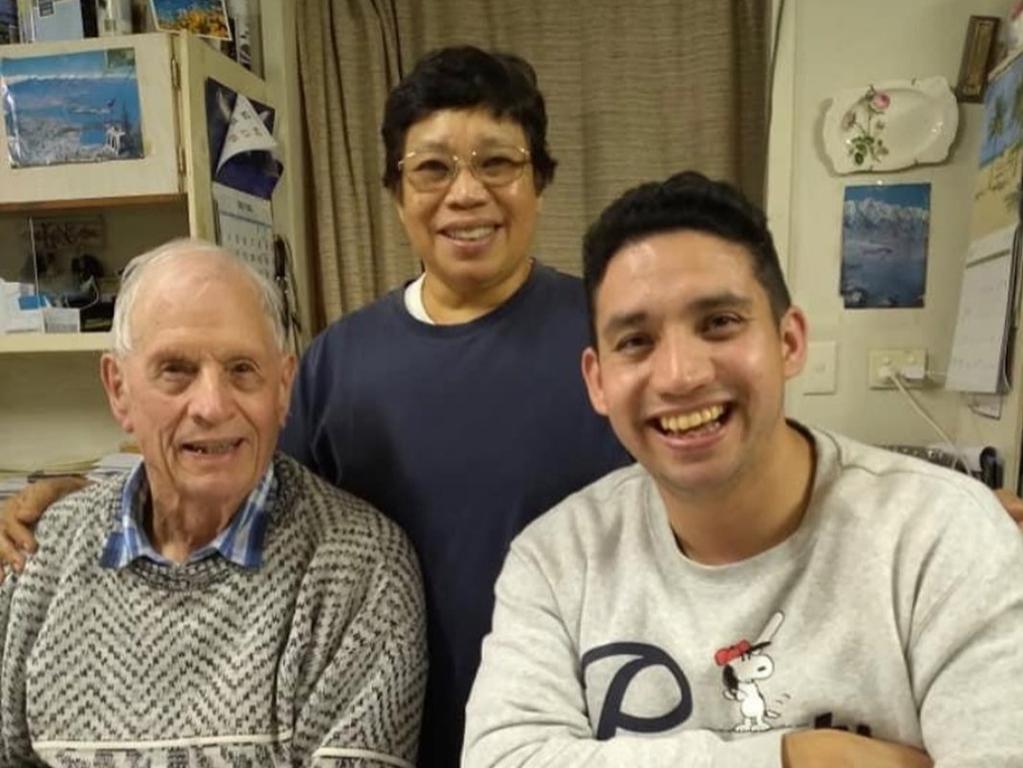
[463,427,1023,767]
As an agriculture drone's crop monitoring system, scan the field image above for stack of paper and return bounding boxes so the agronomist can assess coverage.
[0,280,44,334]
[0,452,141,503]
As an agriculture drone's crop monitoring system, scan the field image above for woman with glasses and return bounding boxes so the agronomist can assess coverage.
[280,46,630,768]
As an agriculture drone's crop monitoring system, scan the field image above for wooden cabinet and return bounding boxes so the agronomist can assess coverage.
[0,31,278,469]
[0,33,181,208]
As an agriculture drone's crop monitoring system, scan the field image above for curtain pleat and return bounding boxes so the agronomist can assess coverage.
[297,0,413,321]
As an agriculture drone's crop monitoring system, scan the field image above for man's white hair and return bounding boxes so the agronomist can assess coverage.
[110,238,287,357]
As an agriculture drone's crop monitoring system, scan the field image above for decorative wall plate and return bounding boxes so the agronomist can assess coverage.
[822,76,958,174]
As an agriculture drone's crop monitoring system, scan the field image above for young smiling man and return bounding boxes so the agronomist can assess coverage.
[463,172,1023,767]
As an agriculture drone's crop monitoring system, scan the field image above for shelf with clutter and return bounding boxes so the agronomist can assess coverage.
[0,29,275,354]
[0,26,281,473]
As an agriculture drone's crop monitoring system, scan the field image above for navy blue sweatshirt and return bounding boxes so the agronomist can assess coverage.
[280,264,629,767]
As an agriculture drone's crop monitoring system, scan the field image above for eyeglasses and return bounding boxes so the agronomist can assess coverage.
[398,145,531,192]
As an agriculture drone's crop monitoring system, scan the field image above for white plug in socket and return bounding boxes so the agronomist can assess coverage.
[868,348,927,388]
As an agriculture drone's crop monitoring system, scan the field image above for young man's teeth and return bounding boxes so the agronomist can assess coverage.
[659,405,725,434]
[448,226,494,241]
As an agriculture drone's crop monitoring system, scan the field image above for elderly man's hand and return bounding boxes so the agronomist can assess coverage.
[783,730,931,768]
[994,488,1023,530]
[0,476,88,578]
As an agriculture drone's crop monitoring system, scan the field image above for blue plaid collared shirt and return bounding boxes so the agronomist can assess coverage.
[99,461,276,570]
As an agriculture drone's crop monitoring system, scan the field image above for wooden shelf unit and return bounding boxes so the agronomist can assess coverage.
[0,32,277,469]
[0,332,111,353]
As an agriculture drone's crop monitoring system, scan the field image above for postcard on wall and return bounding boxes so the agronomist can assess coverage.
[0,48,144,168]
[970,50,1023,241]
[206,78,281,199]
[840,183,930,309]
[149,0,230,40]
[215,93,276,173]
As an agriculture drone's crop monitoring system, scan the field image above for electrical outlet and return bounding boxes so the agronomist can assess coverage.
[868,348,927,388]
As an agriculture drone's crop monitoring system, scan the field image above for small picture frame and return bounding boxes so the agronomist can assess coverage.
[956,15,1000,102]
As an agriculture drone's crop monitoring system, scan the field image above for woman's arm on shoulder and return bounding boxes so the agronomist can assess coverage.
[0,476,89,578]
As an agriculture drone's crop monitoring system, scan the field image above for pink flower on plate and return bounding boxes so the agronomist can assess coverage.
[870,91,891,111]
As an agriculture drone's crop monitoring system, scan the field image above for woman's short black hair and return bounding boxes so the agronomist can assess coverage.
[582,171,791,339]
[381,45,557,194]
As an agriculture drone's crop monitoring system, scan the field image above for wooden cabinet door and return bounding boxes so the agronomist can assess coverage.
[175,32,271,241]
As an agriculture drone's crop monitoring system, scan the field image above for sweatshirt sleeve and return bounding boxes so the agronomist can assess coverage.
[294,523,428,768]
[906,488,1023,767]
[462,547,785,768]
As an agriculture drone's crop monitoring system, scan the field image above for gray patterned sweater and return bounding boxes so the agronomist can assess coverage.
[0,453,427,767]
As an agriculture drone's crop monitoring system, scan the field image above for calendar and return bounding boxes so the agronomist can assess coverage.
[946,225,1017,394]
[212,182,274,280]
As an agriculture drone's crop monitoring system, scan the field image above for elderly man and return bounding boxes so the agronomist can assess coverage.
[0,240,427,767]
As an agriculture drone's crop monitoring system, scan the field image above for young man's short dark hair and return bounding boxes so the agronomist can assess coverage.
[582,171,791,341]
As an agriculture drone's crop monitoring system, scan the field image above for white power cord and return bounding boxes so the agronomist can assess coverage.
[881,365,971,472]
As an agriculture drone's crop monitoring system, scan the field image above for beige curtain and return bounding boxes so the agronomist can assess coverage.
[297,0,769,327]
[296,0,413,325]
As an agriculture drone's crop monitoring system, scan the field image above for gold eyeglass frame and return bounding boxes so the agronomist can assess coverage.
[397,145,532,191]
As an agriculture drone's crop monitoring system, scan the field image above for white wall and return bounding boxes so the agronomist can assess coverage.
[770,0,1012,460]
[0,353,125,471]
